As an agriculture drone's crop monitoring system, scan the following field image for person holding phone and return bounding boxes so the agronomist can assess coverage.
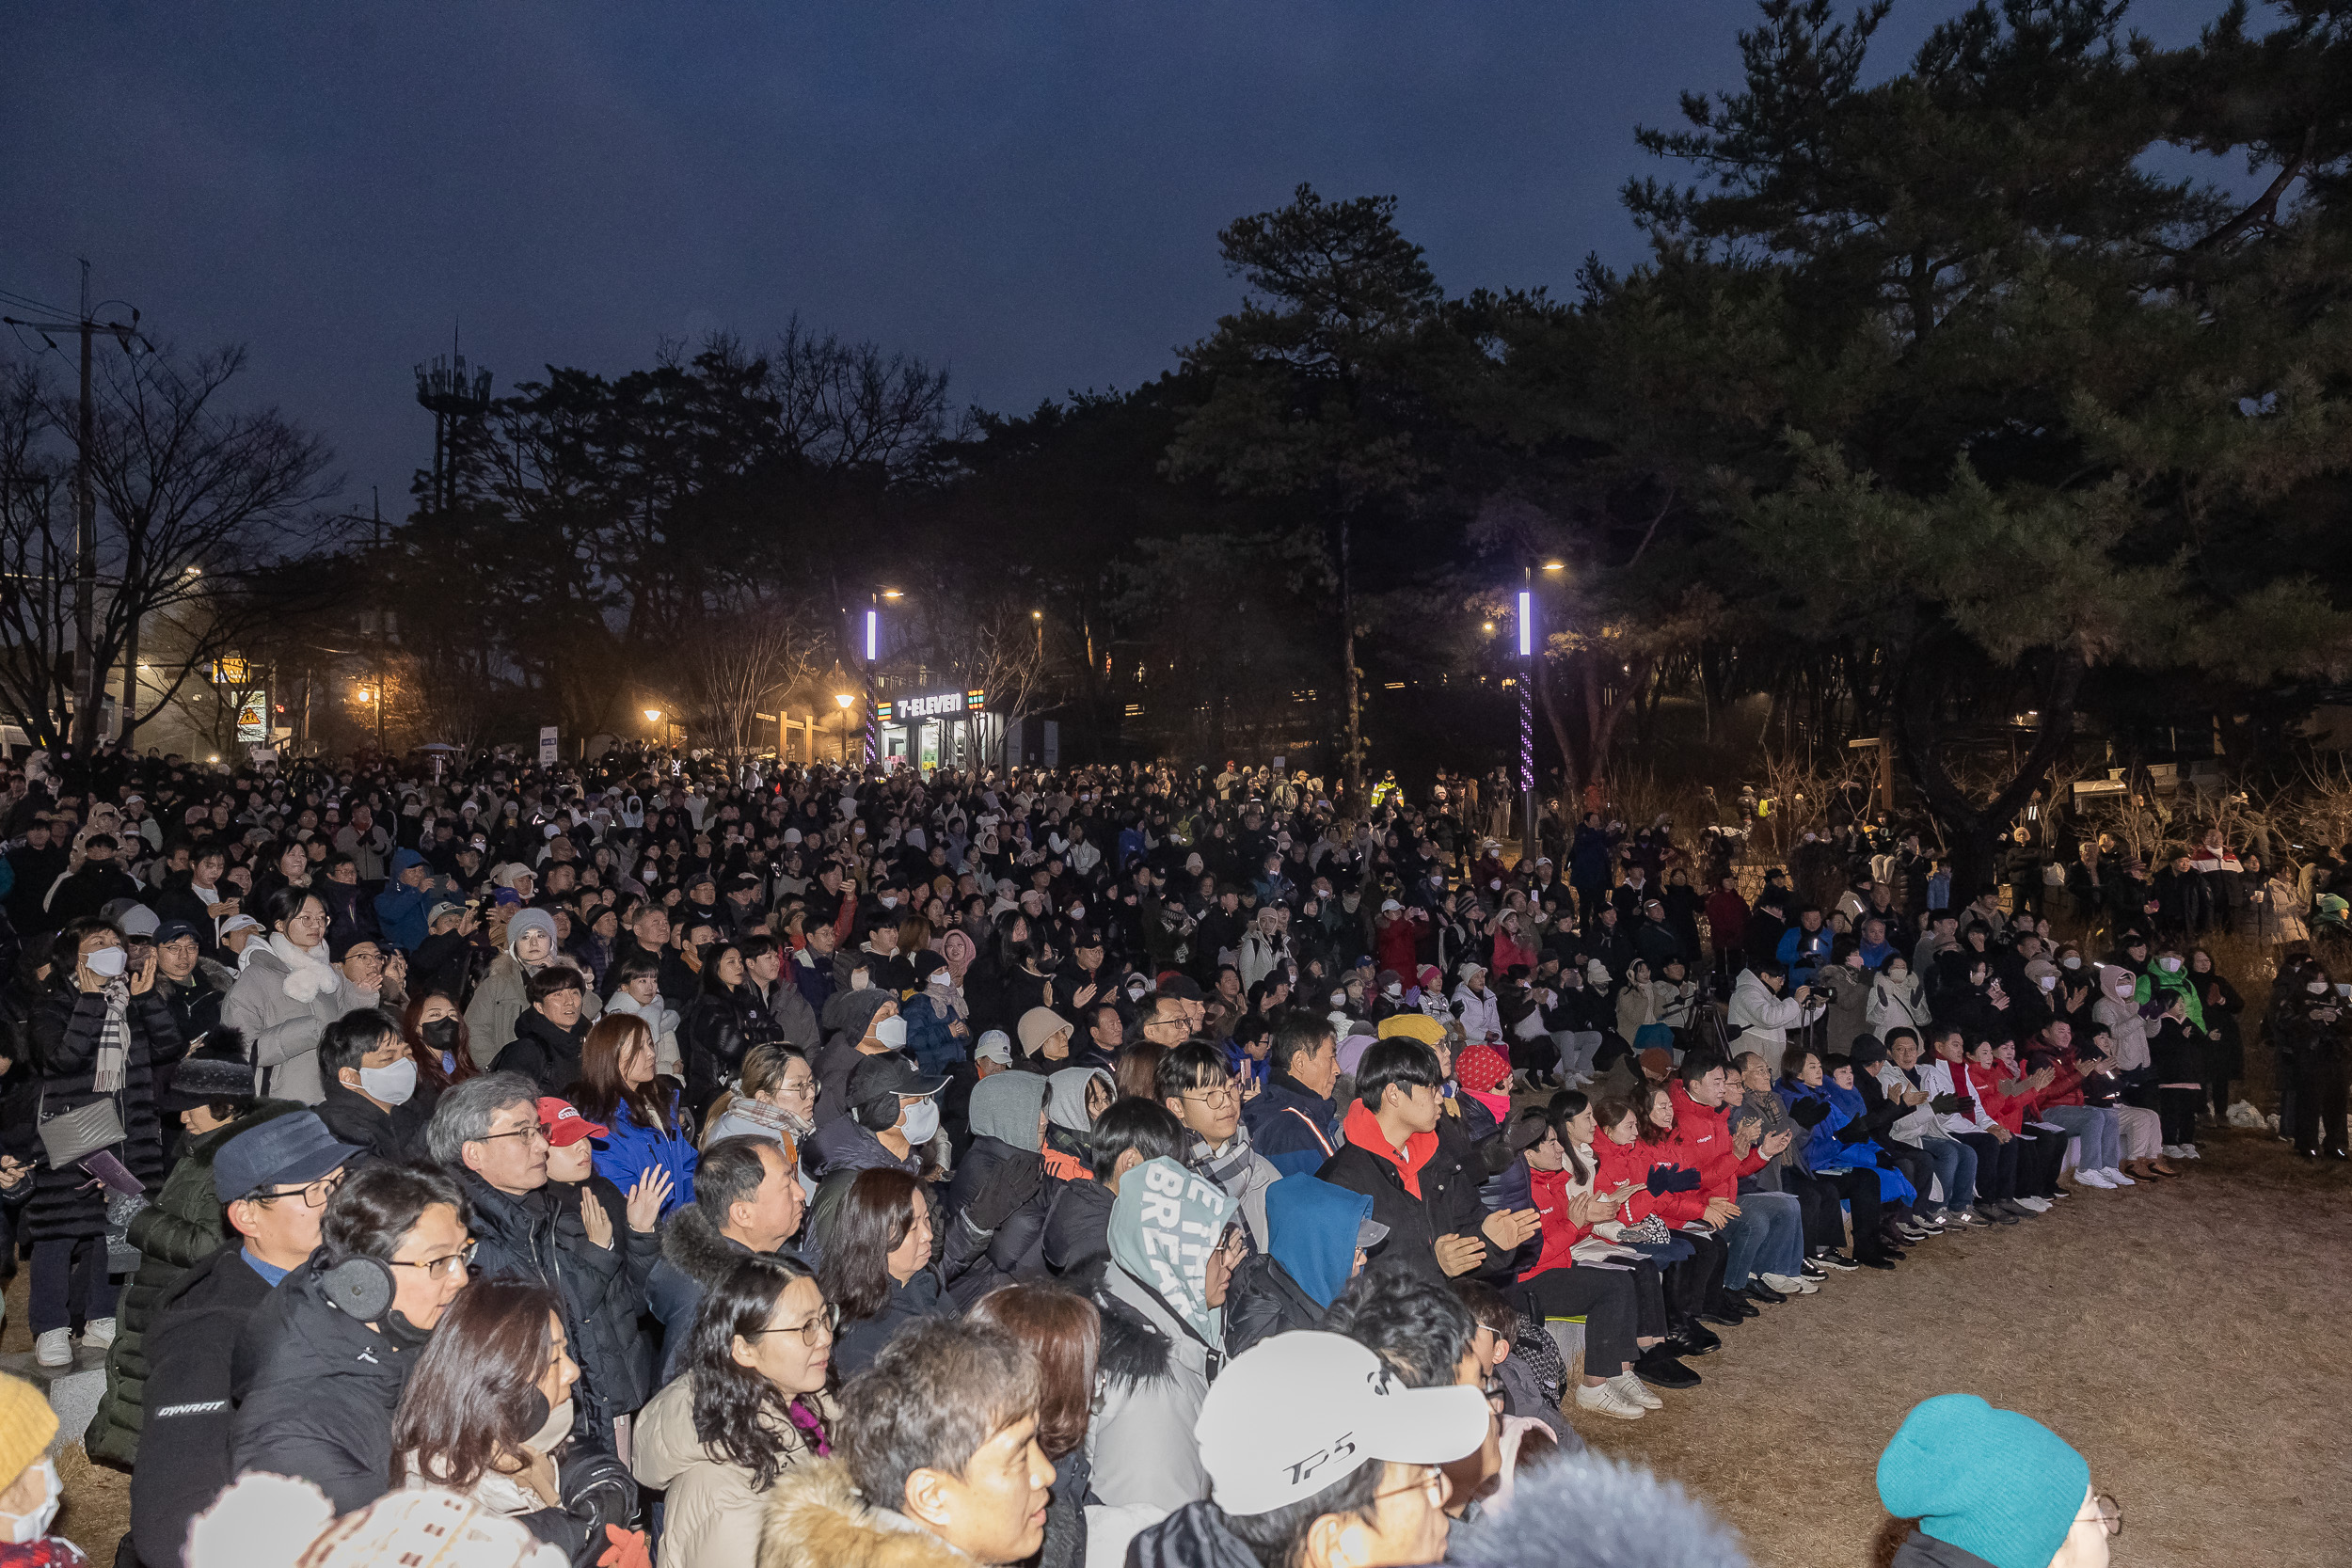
[27,916,183,1367]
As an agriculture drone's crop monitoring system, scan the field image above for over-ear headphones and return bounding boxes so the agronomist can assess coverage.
[319,1255,395,1323]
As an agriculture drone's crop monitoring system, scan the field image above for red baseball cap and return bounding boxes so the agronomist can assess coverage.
[537,1097,608,1147]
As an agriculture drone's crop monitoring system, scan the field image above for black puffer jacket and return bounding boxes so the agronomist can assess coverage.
[491,1009,589,1097]
[682,982,782,1118]
[1125,1501,1259,1568]
[939,1132,1051,1304]
[458,1170,656,1449]
[1315,1117,1510,1286]
[129,1243,278,1568]
[316,1079,431,1162]
[230,1259,425,1514]
[27,980,181,1243]
[85,1099,304,1465]
[1041,1176,1115,1277]
[1219,1253,1323,1360]
[644,1202,761,1384]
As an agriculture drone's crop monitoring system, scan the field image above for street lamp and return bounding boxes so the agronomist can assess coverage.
[834,690,855,763]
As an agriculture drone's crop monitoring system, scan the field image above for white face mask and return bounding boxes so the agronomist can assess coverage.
[899,1097,941,1144]
[2308,980,2328,994]
[2061,956,2082,970]
[2039,975,2056,991]
[86,946,128,979]
[358,1057,419,1106]
[1888,968,1908,982]
[2159,957,2182,974]
[3,1459,58,1544]
[875,1015,908,1047]
[878,895,897,909]
[850,970,870,991]
[525,1397,575,1455]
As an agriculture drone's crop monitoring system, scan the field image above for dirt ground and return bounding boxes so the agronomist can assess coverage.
[1570,1125,2352,1568]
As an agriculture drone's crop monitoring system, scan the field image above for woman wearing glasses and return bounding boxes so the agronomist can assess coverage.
[1876,1392,2116,1568]
[632,1255,838,1568]
[391,1278,639,1563]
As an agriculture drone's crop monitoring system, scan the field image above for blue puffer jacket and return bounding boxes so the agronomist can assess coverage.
[591,1089,698,1219]
[1777,1078,1916,1204]
[372,847,434,951]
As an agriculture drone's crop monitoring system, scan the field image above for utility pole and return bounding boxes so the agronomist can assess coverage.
[3,261,140,751]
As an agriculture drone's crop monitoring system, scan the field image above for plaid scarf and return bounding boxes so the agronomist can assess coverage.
[1188,1119,1259,1197]
[93,977,131,1094]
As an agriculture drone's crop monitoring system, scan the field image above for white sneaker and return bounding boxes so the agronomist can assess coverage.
[1575,1380,1646,1420]
[1613,1370,1663,1410]
[80,1316,117,1350]
[2178,1144,2201,1160]
[1760,1272,1819,1295]
[2073,1168,2114,1189]
[2100,1167,2136,1186]
[2015,1196,2052,1212]
[34,1328,71,1368]
[2159,1144,2182,1159]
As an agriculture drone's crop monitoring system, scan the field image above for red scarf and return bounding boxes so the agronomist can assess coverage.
[1343,1101,1436,1199]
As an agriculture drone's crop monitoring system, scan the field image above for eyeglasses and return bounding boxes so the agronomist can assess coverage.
[746,1302,841,1346]
[2078,1494,2121,1539]
[389,1240,478,1279]
[776,1078,818,1099]
[1184,1084,1240,1108]
[1371,1465,1449,1507]
[475,1124,549,1147]
[256,1168,347,1210]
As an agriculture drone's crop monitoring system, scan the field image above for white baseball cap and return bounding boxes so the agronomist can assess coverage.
[1378,898,1403,913]
[1192,1331,1489,1516]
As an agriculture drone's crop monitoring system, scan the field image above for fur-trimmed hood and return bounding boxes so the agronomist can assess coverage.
[760,1457,974,1568]
[658,1201,755,1291]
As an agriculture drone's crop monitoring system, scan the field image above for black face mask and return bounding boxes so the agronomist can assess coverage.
[421,1019,460,1053]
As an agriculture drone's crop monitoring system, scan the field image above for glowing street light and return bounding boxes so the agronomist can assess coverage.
[644,708,662,723]
[1542,561,1565,573]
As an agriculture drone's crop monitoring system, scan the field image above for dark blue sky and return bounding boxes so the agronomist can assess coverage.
[4,1,2227,518]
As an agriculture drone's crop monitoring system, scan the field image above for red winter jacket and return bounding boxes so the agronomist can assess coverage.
[1666,1080,1767,1201]
[1963,1059,2033,1133]
[1704,888,1751,947]
[1518,1164,1587,1281]
[1594,1132,1706,1227]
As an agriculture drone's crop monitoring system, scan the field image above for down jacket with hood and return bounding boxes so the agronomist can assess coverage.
[230,1259,426,1514]
[758,1457,973,1568]
[646,1201,784,1384]
[941,1071,1055,1304]
[1315,1102,1510,1286]
[1222,1175,1374,1358]
[1725,967,1822,1041]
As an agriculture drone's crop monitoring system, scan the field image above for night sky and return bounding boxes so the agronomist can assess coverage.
[4,1,2227,521]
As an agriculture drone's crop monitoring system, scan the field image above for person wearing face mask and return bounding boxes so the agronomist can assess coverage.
[1867,952,1933,1038]
[811,1053,948,1179]
[0,1376,70,1562]
[389,1280,639,1563]
[26,917,181,1369]
[314,1008,432,1161]
[2280,959,2350,1159]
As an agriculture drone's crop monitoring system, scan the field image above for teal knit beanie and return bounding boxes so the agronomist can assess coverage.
[1875,1394,2090,1568]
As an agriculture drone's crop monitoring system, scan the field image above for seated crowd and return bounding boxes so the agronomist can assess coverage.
[0,752,2236,1567]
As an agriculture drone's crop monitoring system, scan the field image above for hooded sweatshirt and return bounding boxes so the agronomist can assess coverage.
[1263,1174,1372,1308]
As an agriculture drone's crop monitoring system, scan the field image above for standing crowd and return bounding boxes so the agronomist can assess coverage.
[0,745,2263,1567]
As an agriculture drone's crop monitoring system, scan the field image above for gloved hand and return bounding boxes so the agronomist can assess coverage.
[1874,1150,1898,1168]
[962,1150,1044,1233]
[1646,1165,1703,1195]
[1789,1099,1833,1129]
[1930,1092,1967,1114]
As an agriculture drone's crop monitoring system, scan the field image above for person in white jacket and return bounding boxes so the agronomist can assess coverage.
[1866,958,1932,1037]
[1452,964,1502,1046]
[1726,961,1823,1045]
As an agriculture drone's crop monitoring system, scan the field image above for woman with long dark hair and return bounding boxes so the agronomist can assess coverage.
[390,1278,636,1562]
[574,1014,695,1219]
[398,990,474,1103]
[629,1255,837,1568]
[813,1167,951,1377]
[681,942,773,1120]
[969,1284,1100,1568]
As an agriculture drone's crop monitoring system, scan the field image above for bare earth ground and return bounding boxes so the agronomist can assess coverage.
[19,1129,2350,1568]
[1571,1127,2352,1568]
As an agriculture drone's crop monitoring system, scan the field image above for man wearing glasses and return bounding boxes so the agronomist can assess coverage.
[1155,1042,1282,1250]
[139,1129,463,1559]
[1877,1393,2118,1568]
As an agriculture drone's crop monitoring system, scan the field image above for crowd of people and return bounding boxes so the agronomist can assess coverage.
[0,742,2266,1567]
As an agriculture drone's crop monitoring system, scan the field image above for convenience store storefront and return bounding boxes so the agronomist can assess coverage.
[875,688,988,772]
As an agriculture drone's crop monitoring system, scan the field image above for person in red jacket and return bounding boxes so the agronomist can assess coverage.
[1597,1087,1735,1343]
[1667,1054,1812,1307]
[1963,1040,2064,1211]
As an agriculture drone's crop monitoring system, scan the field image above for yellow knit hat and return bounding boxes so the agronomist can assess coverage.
[1376,1013,1444,1047]
[0,1377,56,1484]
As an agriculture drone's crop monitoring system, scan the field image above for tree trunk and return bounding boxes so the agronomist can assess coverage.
[1898,648,2085,901]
